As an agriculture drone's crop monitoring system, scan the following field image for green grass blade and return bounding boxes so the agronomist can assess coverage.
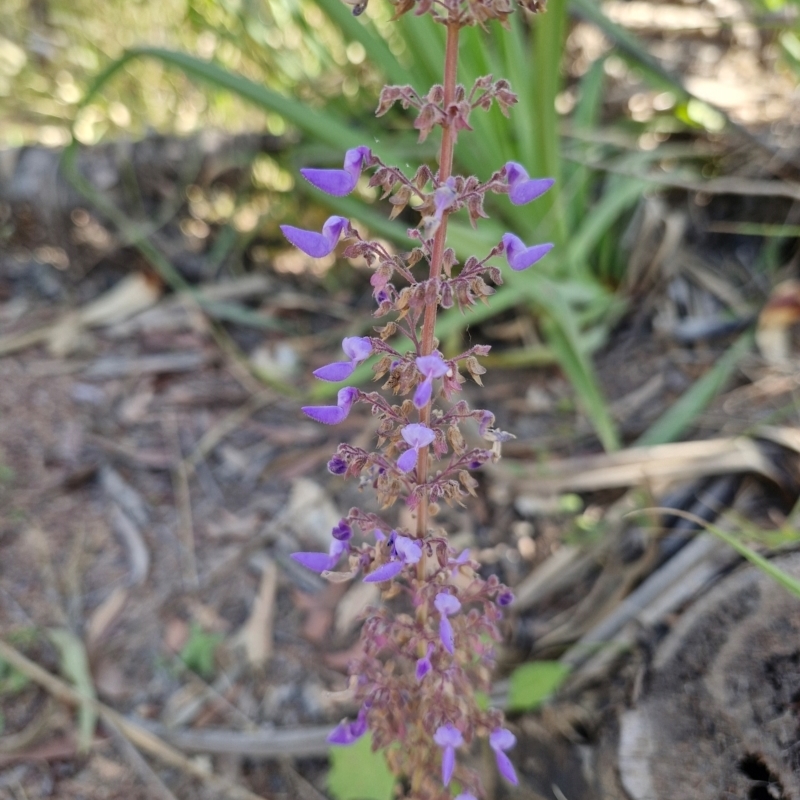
[644,508,800,600]
[636,332,753,446]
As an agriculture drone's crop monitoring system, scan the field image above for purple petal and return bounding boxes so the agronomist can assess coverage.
[396,447,418,473]
[489,728,516,751]
[497,590,514,607]
[441,745,455,786]
[301,404,347,425]
[342,336,373,363]
[502,233,553,272]
[394,535,422,564]
[434,724,464,749]
[291,551,335,572]
[280,225,335,258]
[328,455,347,474]
[300,147,370,197]
[510,177,555,205]
[439,616,454,654]
[415,654,432,680]
[364,560,405,583]
[415,643,434,680]
[301,168,356,197]
[401,423,436,449]
[433,182,457,219]
[434,592,461,617]
[331,520,353,541]
[413,377,433,409]
[313,361,355,382]
[455,795,478,800]
[416,354,449,379]
[327,719,366,746]
[373,528,386,542]
[495,750,518,785]
[505,161,530,186]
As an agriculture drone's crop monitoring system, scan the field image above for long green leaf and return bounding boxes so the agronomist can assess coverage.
[636,332,753,446]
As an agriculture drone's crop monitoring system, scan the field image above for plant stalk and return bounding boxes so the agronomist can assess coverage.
[416,21,460,540]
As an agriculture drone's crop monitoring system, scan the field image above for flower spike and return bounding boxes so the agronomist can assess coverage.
[301,146,372,196]
[504,161,554,205]
[502,232,553,272]
[313,336,373,382]
[280,215,349,258]
[302,386,358,425]
[396,423,436,473]
[489,728,519,785]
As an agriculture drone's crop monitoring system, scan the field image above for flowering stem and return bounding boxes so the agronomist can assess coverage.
[415,21,460,541]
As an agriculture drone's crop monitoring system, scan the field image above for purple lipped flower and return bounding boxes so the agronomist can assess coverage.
[432,177,457,220]
[503,233,553,272]
[413,353,449,409]
[291,537,348,573]
[504,161,554,205]
[433,723,463,786]
[280,215,349,258]
[434,592,461,654]
[497,589,514,607]
[328,455,347,475]
[489,728,519,785]
[364,532,421,583]
[301,146,371,197]
[397,423,436,473]
[331,519,353,541]
[313,337,373,382]
[415,642,434,681]
[302,387,358,425]
[502,232,554,272]
[328,707,369,746]
[394,534,422,564]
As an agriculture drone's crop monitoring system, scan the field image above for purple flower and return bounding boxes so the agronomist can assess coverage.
[280,215,349,258]
[301,146,371,197]
[364,532,422,583]
[505,161,554,205]
[331,520,353,541]
[328,455,347,475]
[433,723,463,786]
[489,728,518,785]
[302,387,358,425]
[328,708,369,746]
[416,642,434,681]
[313,337,373,382]
[413,354,449,409]
[497,590,514,607]
[434,592,461,654]
[291,537,348,573]
[455,795,478,800]
[397,423,436,473]
[502,233,554,272]
[432,177,457,220]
